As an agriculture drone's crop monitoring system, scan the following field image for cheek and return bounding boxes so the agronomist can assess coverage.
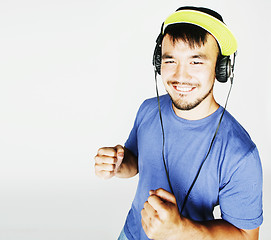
[197,68,216,85]
[161,64,172,77]
[160,66,171,83]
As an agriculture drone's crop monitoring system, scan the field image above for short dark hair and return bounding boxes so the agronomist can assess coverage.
[163,23,222,59]
[164,23,208,49]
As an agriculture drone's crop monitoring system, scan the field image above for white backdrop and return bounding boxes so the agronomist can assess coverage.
[0,0,270,239]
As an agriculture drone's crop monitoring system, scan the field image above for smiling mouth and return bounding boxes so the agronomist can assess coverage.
[172,84,196,94]
[175,85,194,92]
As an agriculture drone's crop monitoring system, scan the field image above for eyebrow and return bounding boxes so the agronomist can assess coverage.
[190,54,207,59]
[161,53,208,60]
[161,54,174,60]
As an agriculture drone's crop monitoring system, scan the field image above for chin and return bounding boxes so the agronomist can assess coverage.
[172,100,201,111]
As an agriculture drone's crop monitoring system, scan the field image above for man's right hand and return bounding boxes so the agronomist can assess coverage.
[94,145,125,179]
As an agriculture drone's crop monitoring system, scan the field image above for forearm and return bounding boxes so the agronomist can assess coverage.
[179,217,258,240]
[115,147,138,178]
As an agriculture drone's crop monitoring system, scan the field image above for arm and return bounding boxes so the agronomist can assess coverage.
[115,147,138,178]
[141,188,259,240]
[180,217,259,240]
[94,145,138,179]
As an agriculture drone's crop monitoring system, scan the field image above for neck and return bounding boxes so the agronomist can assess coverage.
[172,95,219,120]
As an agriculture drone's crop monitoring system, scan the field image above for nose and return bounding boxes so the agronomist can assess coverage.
[173,63,191,82]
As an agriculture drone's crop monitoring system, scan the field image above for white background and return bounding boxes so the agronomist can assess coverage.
[0,0,270,239]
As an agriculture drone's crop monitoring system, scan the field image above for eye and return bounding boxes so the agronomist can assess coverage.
[191,61,203,65]
[163,59,176,64]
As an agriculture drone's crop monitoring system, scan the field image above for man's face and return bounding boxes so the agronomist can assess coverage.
[161,34,219,113]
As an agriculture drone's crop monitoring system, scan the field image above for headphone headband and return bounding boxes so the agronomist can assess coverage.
[153,7,237,82]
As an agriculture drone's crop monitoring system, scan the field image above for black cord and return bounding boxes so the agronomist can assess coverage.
[155,69,234,214]
[155,71,175,196]
[180,81,233,214]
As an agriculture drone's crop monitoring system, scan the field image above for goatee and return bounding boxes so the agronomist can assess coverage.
[168,86,213,111]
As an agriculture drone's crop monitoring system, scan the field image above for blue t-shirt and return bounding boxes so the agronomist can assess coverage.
[123,94,263,240]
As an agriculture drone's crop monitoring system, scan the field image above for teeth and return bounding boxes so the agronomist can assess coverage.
[176,86,193,92]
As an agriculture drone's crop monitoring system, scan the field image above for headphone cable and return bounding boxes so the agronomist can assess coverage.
[180,81,233,214]
[155,70,175,197]
[155,69,233,214]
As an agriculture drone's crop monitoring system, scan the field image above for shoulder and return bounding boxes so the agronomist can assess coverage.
[139,94,170,111]
[216,109,262,183]
[136,94,170,122]
[218,109,256,154]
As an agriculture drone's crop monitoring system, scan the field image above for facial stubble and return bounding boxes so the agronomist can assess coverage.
[167,82,214,111]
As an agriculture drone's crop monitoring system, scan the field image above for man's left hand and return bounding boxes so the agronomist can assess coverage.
[141,188,182,240]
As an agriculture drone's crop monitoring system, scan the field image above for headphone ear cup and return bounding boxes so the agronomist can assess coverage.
[215,56,230,83]
[153,34,163,75]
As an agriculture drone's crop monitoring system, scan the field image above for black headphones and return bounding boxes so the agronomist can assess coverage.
[152,32,235,83]
[153,7,237,214]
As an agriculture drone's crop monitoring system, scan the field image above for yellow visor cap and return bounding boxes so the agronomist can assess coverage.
[163,10,238,56]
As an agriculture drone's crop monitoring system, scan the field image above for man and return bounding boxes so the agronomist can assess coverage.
[94,6,263,240]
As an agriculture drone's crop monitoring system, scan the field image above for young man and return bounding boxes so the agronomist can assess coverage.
[94,7,263,240]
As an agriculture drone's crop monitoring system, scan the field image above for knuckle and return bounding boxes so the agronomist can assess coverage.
[144,201,150,209]
[148,195,155,203]
[141,208,144,216]
[156,188,163,194]
[94,163,100,171]
[94,155,100,163]
[97,147,104,155]
[95,166,103,177]
[96,163,114,172]
[144,201,148,208]
[94,162,101,169]
[100,147,117,157]
[94,166,113,179]
[95,169,103,178]
[159,210,167,220]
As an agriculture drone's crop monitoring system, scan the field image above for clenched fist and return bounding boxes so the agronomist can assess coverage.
[141,188,182,239]
[94,145,124,179]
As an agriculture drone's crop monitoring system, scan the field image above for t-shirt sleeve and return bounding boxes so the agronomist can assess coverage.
[124,100,148,157]
[125,117,139,157]
[124,98,157,157]
[219,147,263,229]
